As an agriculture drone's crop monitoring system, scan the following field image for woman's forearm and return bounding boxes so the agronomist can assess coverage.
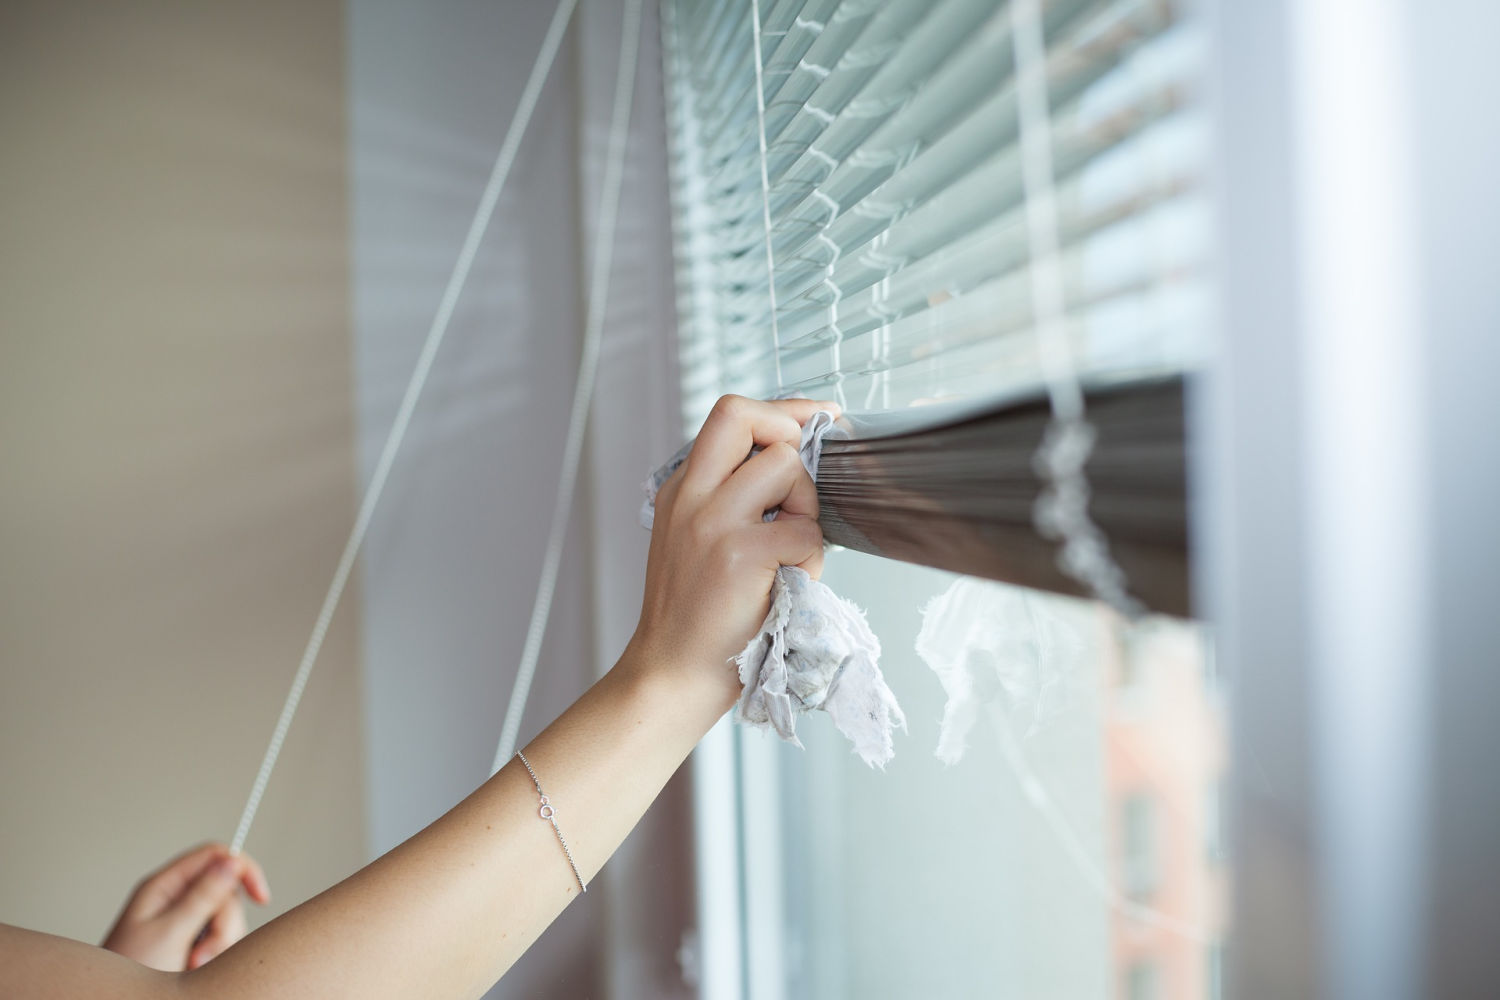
[182,393,828,998]
[0,395,832,1000]
[187,644,733,1000]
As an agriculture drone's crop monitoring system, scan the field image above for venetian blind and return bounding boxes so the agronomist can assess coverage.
[662,0,1205,614]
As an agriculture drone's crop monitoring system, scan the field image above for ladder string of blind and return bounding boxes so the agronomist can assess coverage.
[1008,0,1143,616]
[229,0,645,854]
[749,0,786,389]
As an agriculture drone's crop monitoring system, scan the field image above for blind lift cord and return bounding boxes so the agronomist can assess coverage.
[491,0,644,774]
[229,0,600,857]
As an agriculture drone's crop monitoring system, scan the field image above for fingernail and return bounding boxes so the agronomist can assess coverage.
[213,858,237,878]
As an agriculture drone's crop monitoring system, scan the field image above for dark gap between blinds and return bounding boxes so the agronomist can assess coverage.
[815,376,1190,617]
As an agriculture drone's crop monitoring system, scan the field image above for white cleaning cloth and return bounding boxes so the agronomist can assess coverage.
[641,413,905,767]
[915,576,1086,764]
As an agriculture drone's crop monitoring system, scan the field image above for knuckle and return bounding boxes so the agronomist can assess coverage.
[710,394,748,421]
[711,529,748,566]
[766,440,801,471]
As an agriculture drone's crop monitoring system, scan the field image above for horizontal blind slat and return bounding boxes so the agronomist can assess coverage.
[667,0,1204,423]
[696,0,1185,291]
[711,81,1193,318]
[692,0,995,189]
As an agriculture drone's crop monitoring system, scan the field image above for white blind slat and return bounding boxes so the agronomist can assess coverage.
[666,0,1205,425]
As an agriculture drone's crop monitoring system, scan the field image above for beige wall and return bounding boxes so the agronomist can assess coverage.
[0,1,365,942]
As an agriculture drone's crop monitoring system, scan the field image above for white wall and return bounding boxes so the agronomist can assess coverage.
[0,0,366,943]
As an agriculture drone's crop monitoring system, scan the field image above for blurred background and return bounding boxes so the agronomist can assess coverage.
[1,2,1497,999]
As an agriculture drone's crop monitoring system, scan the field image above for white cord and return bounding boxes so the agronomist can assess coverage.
[229,0,581,856]
[749,0,785,388]
[1008,0,1142,618]
[491,0,645,775]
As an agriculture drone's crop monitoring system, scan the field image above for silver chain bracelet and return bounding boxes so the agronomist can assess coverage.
[515,750,587,894]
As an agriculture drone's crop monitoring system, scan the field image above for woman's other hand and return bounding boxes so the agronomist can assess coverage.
[102,842,270,971]
[632,395,839,705]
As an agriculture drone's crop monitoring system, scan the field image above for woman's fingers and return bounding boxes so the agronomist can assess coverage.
[755,516,825,576]
[713,441,818,523]
[236,852,271,905]
[186,895,247,970]
[682,396,839,494]
[794,526,826,580]
[128,843,227,920]
[128,843,269,915]
[103,842,268,972]
[166,857,243,932]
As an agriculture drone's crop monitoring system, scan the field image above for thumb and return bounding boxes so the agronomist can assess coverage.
[165,857,242,932]
[757,516,824,574]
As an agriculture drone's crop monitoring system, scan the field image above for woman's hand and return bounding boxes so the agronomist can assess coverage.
[631,395,839,704]
[102,842,270,972]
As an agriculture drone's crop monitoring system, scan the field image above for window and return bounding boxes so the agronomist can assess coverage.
[1126,960,1159,1000]
[1204,778,1224,865]
[1206,942,1224,1000]
[661,0,1224,996]
[1122,793,1159,898]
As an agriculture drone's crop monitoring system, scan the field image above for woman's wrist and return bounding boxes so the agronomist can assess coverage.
[617,630,740,722]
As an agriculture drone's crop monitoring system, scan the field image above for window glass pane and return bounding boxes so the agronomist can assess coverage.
[744,548,1228,999]
[1121,793,1159,899]
[1126,961,1159,1000]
